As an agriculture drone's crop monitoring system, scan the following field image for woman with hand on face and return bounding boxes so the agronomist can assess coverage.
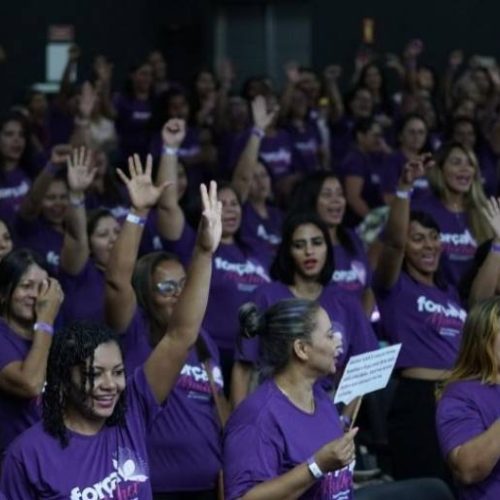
[0,249,63,458]
[224,298,357,499]
[436,297,500,500]
[375,155,467,482]
[58,147,120,325]
[231,212,377,407]
[1,169,222,499]
[412,142,492,290]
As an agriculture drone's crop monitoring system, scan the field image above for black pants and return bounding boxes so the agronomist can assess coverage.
[153,491,217,500]
[387,377,453,486]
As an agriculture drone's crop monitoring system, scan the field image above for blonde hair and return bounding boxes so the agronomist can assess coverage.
[445,297,500,389]
[427,142,492,244]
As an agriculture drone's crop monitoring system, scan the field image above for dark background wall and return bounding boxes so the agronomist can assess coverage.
[1,0,500,111]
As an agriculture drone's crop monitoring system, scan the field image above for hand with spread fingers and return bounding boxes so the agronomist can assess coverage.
[67,147,97,195]
[252,95,278,132]
[482,197,500,242]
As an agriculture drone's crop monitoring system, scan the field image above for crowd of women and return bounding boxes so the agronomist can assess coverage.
[0,39,500,499]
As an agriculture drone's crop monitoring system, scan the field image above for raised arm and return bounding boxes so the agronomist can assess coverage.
[0,278,63,398]
[105,154,170,332]
[60,147,97,275]
[375,156,429,289]
[469,198,500,305]
[144,181,222,404]
[156,119,187,241]
[232,96,277,203]
[18,145,71,221]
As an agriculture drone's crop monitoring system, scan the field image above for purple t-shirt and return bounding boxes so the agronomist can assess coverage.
[412,194,478,289]
[331,230,372,299]
[437,380,500,500]
[476,143,499,198]
[375,272,466,369]
[0,320,41,453]
[119,308,153,375]
[236,282,377,371]
[15,216,63,274]
[1,368,160,499]
[59,259,105,326]
[223,378,353,500]
[286,120,322,174]
[258,130,293,181]
[148,330,223,492]
[0,168,31,227]
[240,202,283,259]
[329,116,355,167]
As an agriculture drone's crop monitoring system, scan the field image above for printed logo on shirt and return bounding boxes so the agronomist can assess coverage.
[332,261,367,289]
[46,251,60,267]
[177,362,224,400]
[370,173,381,185]
[318,462,354,500]
[256,224,281,245]
[179,145,201,158]
[440,229,477,260]
[417,295,466,337]
[132,111,151,121]
[70,447,148,500]
[0,180,29,200]
[259,149,292,176]
[214,257,270,291]
[294,138,318,154]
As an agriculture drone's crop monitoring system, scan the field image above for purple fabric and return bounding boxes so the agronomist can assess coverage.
[138,209,166,256]
[330,116,355,167]
[375,271,465,369]
[0,320,41,452]
[286,120,322,174]
[240,202,283,259]
[436,380,500,500]
[1,367,160,500]
[0,168,31,227]
[236,282,378,371]
[59,259,105,326]
[85,187,130,223]
[223,378,353,499]
[119,307,152,375]
[148,330,223,492]
[476,143,499,197]
[161,221,198,267]
[331,230,372,299]
[114,93,153,161]
[412,194,478,289]
[47,104,74,146]
[384,150,430,199]
[258,130,294,181]
[15,216,64,274]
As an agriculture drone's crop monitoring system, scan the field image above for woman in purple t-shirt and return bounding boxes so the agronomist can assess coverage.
[290,172,375,315]
[375,155,466,483]
[224,298,357,499]
[436,297,500,500]
[0,169,222,500]
[0,249,63,457]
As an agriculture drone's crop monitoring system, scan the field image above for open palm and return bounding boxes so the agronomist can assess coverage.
[483,197,500,240]
[117,154,170,211]
[67,147,96,193]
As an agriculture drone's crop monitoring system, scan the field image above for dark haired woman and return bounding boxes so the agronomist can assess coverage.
[374,156,466,482]
[0,249,63,457]
[290,172,374,315]
[0,171,221,498]
[224,298,357,499]
[231,212,377,406]
[436,297,500,499]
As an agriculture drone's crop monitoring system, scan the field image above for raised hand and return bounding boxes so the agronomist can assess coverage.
[67,147,97,194]
[50,144,73,166]
[482,197,500,242]
[117,154,171,212]
[35,278,64,324]
[252,95,278,132]
[399,153,434,190]
[162,119,186,148]
[78,82,97,119]
[315,427,358,472]
[197,181,222,254]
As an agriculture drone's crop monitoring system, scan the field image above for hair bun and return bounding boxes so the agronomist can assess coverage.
[239,302,262,339]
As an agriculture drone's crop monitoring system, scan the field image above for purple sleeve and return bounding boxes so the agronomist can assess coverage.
[436,388,486,457]
[340,153,365,179]
[162,222,197,267]
[344,298,379,356]
[0,454,36,499]
[0,334,23,371]
[224,424,283,499]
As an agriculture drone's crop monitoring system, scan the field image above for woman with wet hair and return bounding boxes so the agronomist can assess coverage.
[224,298,357,499]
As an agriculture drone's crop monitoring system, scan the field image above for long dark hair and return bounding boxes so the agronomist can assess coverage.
[43,322,127,447]
[0,111,33,177]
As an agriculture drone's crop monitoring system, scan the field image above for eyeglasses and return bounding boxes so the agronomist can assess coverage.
[155,278,186,297]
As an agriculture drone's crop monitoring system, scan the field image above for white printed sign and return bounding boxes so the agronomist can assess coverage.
[334,344,401,404]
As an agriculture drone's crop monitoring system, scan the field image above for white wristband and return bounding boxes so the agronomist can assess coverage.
[307,457,324,479]
[395,189,412,200]
[126,212,146,226]
[162,145,178,157]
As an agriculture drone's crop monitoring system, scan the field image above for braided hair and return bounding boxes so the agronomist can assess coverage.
[42,322,127,448]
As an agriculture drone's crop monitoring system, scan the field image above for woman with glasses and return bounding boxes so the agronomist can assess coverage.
[105,155,226,499]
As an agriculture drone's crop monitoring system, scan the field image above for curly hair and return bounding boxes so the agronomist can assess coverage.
[42,322,127,448]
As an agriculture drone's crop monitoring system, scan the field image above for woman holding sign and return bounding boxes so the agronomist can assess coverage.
[374,155,466,482]
[436,297,500,499]
[224,298,357,499]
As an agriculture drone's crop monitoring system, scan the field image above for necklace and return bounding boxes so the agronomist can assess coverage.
[275,382,315,413]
